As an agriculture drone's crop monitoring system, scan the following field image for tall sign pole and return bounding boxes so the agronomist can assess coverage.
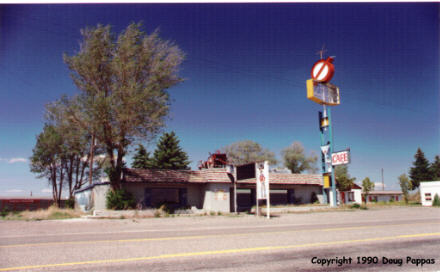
[327,106,337,207]
[307,50,340,207]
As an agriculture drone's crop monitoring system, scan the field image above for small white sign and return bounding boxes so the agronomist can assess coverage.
[332,150,350,166]
[320,145,330,156]
[256,161,269,200]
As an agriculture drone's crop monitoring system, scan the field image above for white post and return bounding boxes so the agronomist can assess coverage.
[266,161,270,219]
[234,166,238,214]
[256,195,259,217]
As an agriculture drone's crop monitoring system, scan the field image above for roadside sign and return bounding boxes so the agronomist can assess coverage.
[311,57,335,83]
[307,79,340,105]
[331,149,351,166]
[256,161,269,200]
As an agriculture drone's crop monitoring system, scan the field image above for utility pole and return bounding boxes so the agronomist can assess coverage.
[382,168,384,191]
[89,133,95,185]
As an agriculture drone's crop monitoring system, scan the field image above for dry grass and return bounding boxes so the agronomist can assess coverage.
[1,205,84,221]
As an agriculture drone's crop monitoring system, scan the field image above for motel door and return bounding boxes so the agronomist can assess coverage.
[144,188,152,207]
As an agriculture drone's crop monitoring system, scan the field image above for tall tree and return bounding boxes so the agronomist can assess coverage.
[63,23,184,189]
[45,97,100,199]
[429,155,440,180]
[131,144,154,169]
[282,141,318,173]
[151,132,190,169]
[222,140,277,165]
[30,125,65,207]
[409,148,432,189]
[398,174,412,204]
[335,165,356,191]
[362,177,375,204]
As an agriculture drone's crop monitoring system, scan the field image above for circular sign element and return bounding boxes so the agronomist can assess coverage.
[311,57,335,83]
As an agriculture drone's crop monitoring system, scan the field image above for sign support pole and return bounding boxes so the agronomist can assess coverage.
[256,198,259,217]
[319,110,328,205]
[328,107,337,207]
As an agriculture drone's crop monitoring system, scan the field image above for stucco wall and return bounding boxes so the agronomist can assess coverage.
[93,184,111,210]
[292,185,323,204]
[187,184,204,209]
[420,181,440,206]
[203,183,231,213]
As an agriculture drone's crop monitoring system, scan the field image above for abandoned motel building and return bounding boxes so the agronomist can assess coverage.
[74,153,403,213]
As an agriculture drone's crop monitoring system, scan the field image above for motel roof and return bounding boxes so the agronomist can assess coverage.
[123,168,322,186]
[123,168,233,184]
[237,173,322,186]
[364,190,403,195]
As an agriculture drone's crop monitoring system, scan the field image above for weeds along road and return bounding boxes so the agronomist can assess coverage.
[0,206,439,271]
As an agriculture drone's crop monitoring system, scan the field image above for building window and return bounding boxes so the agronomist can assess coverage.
[348,192,354,202]
[425,193,432,201]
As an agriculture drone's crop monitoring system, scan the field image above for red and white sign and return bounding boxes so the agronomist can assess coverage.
[332,149,350,166]
[311,57,335,83]
[256,161,269,200]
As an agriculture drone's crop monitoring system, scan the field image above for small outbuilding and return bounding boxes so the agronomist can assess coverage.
[419,181,440,206]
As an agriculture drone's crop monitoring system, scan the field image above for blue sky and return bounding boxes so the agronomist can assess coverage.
[0,3,438,197]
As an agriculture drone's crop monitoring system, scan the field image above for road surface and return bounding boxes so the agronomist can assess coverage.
[1,206,439,271]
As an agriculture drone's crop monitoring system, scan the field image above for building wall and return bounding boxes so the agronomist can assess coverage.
[93,184,111,210]
[203,183,231,213]
[420,181,440,206]
[187,184,204,209]
[75,190,92,211]
[353,189,362,204]
[292,185,322,204]
[123,183,205,209]
[235,185,323,209]
[366,194,402,203]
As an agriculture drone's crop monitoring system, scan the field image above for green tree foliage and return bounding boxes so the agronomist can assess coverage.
[30,125,64,207]
[63,23,184,189]
[335,165,356,191]
[222,140,277,166]
[282,142,318,174]
[398,173,412,204]
[106,189,136,210]
[131,144,154,169]
[151,132,190,170]
[433,194,440,207]
[409,148,433,189]
[45,97,104,198]
[362,177,375,204]
[430,155,440,180]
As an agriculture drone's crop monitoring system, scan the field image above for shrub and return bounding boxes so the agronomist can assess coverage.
[106,189,136,210]
[1,207,10,217]
[433,194,440,207]
[157,202,176,214]
[350,203,361,209]
[65,198,75,209]
[154,210,161,218]
[311,192,318,204]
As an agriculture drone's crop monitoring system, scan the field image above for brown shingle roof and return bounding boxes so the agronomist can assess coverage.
[123,168,232,184]
[365,190,403,195]
[237,173,323,186]
[123,168,322,186]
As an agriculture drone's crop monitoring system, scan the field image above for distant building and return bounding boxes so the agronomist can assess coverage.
[363,190,403,202]
[419,181,440,206]
[0,197,67,211]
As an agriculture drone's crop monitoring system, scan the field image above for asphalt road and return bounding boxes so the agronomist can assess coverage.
[1,206,439,271]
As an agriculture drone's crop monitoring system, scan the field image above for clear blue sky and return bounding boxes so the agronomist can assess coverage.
[0,3,438,197]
